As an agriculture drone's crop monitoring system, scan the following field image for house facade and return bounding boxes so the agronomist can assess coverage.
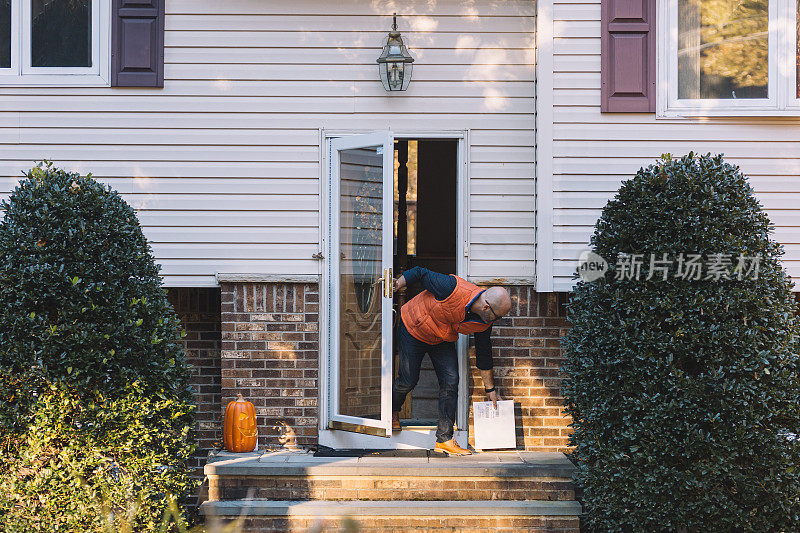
[1,0,557,462]
[2,0,799,528]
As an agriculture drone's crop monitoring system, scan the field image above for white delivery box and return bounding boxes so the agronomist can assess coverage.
[472,400,516,450]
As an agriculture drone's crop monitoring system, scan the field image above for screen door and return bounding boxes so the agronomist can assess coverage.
[328,132,394,437]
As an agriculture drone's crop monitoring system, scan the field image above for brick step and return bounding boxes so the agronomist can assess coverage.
[210,474,575,501]
[200,499,582,533]
[205,450,577,502]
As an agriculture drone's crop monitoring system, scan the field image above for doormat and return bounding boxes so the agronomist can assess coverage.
[313,447,430,458]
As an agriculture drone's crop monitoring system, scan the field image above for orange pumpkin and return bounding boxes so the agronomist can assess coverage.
[223,393,258,453]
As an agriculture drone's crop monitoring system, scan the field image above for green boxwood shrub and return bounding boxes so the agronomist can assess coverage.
[562,153,800,532]
[0,162,197,531]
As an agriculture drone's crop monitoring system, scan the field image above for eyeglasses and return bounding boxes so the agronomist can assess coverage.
[485,299,500,322]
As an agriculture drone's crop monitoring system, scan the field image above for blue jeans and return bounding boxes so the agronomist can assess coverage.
[392,319,459,443]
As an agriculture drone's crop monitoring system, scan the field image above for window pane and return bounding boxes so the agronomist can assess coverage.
[0,0,9,68]
[338,146,384,421]
[678,0,768,99]
[31,0,91,67]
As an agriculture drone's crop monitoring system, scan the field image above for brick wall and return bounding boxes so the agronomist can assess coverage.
[167,288,222,474]
[177,282,572,454]
[468,289,572,452]
[219,282,320,448]
[210,474,575,501]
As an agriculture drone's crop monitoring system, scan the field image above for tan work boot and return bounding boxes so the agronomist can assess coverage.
[392,412,402,431]
[434,438,472,456]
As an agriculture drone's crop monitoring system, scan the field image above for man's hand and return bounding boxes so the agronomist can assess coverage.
[486,389,502,410]
[393,275,407,293]
[479,368,501,409]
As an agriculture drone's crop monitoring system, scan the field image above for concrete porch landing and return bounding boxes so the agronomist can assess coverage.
[201,449,582,532]
[204,448,576,478]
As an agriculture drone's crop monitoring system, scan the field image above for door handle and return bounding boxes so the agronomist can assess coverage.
[377,273,387,297]
[382,268,393,298]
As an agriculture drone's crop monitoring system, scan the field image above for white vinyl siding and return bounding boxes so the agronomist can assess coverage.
[538,0,800,292]
[0,0,536,287]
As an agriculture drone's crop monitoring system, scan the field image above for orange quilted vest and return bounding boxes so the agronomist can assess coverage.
[401,275,490,344]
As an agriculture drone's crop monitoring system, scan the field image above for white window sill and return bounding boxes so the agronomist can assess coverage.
[657,107,800,119]
[0,74,110,87]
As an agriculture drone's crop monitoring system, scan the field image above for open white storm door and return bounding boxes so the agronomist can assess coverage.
[328,132,395,437]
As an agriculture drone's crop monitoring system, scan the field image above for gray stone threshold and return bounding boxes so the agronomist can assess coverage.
[204,450,575,478]
[200,499,583,517]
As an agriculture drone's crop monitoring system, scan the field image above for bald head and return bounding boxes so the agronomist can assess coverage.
[484,286,512,317]
[470,286,511,323]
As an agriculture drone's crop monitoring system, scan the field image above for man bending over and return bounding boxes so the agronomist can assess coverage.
[392,267,511,455]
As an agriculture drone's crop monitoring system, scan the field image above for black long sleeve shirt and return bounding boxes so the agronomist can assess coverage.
[402,266,494,370]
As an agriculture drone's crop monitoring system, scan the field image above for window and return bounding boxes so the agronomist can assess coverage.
[0,0,108,85]
[659,0,800,115]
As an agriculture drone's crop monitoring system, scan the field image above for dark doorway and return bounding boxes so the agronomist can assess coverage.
[393,138,458,425]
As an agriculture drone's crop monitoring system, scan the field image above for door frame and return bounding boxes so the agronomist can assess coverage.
[318,129,470,449]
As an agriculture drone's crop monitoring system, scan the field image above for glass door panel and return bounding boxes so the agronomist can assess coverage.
[329,132,394,437]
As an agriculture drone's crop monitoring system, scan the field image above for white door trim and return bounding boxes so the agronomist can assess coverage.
[319,130,470,449]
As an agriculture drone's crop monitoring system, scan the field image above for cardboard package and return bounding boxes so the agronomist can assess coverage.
[472,400,516,450]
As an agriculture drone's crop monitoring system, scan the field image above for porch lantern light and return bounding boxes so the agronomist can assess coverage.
[377,13,415,92]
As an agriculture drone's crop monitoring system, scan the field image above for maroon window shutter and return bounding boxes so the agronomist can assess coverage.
[111,0,164,87]
[601,0,656,112]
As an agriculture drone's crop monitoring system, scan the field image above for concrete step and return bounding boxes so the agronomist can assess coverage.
[200,499,582,533]
[205,450,577,502]
[201,499,582,516]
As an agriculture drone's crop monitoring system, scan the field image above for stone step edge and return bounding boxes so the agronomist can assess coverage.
[200,499,583,517]
[205,464,574,479]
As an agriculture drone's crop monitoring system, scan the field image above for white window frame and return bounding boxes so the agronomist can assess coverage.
[786,0,800,109]
[0,0,109,86]
[657,0,799,117]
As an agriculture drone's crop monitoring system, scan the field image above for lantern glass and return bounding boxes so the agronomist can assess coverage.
[379,61,406,91]
[389,63,401,90]
[379,61,390,90]
[400,62,413,91]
